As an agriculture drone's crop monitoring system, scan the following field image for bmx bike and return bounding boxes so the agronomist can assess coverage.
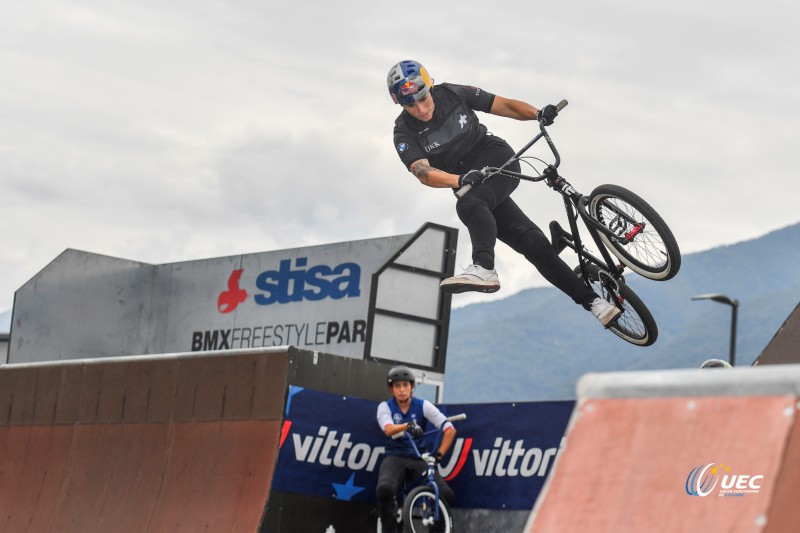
[457,100,681,346]
[377,413,466,533]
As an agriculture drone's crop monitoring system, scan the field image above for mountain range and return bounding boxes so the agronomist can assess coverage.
[443,222,800,403]
[3,224,799,404]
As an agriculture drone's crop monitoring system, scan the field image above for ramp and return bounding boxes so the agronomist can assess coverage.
[524,365,800,533]
[755,302,800,365]
[0,347,393,532]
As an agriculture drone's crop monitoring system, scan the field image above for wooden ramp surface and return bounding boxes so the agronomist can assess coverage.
[525,365,800,533]
[0,351,287,533]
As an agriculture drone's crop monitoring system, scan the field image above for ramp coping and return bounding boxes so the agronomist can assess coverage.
[0,345,292,369]
[577,364,800,400]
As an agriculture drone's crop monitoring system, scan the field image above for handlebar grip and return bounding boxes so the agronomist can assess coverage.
[456,166,492,198]
[392,413,466,438]
[556,99,568,111]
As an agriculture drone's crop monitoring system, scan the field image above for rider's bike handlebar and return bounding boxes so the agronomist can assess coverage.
[455,99,568,198]
[390,413,467,440]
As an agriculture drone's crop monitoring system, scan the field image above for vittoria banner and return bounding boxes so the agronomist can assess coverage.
[273,387,574,510]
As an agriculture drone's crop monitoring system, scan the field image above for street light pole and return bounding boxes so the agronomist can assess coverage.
[692,293,739,366]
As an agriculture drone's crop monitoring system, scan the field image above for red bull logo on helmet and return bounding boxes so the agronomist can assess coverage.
[400,80,419,95]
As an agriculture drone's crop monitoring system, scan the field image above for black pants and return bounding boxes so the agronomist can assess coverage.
[455,135,596,308]
[376,455,454,533]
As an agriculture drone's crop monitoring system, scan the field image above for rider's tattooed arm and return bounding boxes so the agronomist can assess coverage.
[409,159,459,188]
[410,159,433,183]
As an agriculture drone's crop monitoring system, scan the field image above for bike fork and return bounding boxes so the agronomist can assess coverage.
[430,481,441,523]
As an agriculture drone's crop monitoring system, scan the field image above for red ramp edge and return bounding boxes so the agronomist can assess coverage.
[525,365,800,533]
[0,350,289,533]
[765,408,800,533]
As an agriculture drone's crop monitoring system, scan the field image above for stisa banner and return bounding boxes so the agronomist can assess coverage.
[273,387,574,510]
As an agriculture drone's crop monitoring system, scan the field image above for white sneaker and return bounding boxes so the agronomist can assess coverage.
[590,297,621,327]
[440,264,500,294]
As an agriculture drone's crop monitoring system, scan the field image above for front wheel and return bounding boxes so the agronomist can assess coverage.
[588,184,681,281]
[402,486,453,533]
[576,265,658,346]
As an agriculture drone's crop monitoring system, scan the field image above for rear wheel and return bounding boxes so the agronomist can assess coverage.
[588,184,681,281]
[576,264,658,346]
[402,486,453,533]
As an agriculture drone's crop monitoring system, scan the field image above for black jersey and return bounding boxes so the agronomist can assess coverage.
[393,83,495,173]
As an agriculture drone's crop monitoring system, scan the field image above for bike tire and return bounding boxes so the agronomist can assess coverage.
[575,265,658,346]
[588,184,681,281]
[401,486,453,533]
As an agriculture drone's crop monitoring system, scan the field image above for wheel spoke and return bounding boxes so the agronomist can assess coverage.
[404,487,451,533]
[597,198,668,271]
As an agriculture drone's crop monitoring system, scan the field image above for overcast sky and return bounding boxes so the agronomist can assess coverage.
[2,0,798,316]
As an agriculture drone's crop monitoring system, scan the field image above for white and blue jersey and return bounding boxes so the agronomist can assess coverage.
[376,397,452,457]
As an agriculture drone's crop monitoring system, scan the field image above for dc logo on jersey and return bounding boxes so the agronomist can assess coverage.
[396,142,408,153]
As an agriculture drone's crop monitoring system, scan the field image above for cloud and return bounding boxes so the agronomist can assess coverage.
[1,0,798,313]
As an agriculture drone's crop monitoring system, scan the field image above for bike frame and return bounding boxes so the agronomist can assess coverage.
[396,428,445,521]
[482,113,637,287]
[388,414,465,528]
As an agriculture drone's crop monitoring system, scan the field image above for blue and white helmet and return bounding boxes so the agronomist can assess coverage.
[387,60,433,105]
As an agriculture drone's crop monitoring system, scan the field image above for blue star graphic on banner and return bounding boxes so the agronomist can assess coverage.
[285,385,304,416]
[332,473,364,501]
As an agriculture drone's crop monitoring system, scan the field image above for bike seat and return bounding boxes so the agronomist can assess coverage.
[549,221,573,254]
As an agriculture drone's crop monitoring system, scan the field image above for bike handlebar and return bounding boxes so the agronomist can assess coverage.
[455,99,568,198]
[390,413,467,440]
